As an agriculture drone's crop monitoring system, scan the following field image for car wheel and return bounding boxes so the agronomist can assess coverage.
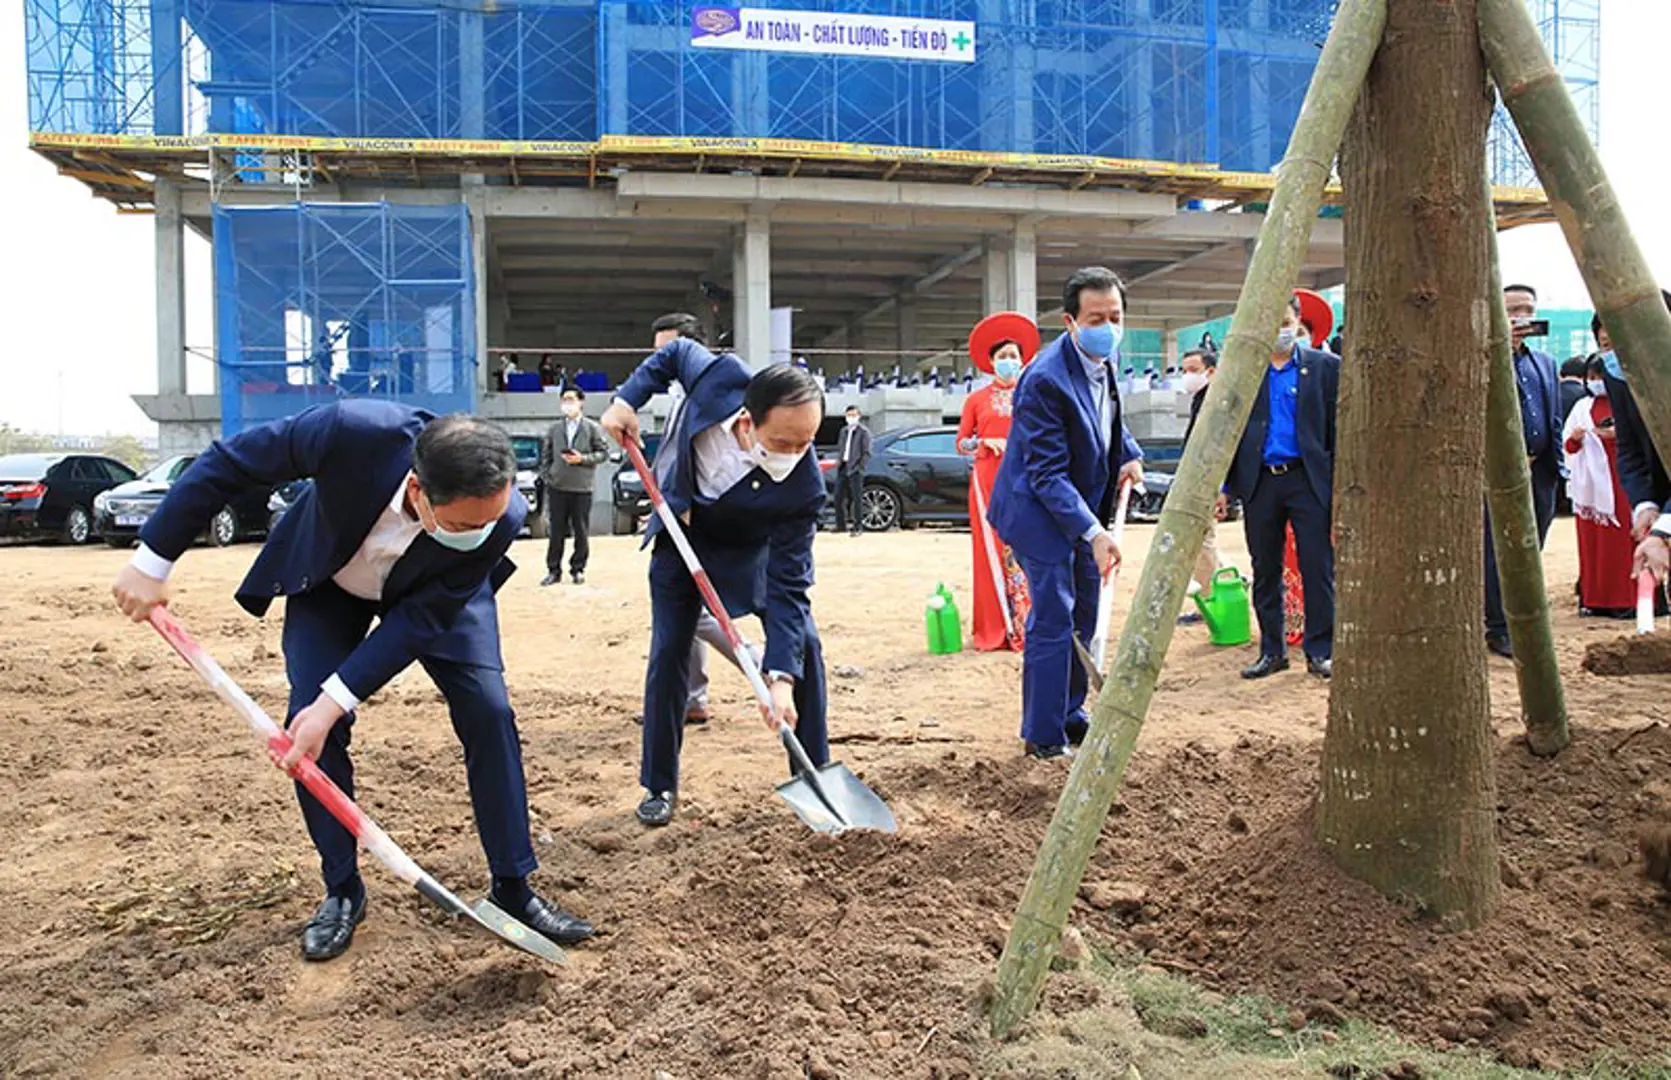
[63,506,92,545]
[529,508,549,540]
[860,484,902,532]
[614,508,637,535]
[208,506,239,547]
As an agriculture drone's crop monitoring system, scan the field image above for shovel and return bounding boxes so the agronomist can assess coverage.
[1087,479,1136,670]
[1638,571,1658,636]
[147,607,565,964]
[619,437,896,835]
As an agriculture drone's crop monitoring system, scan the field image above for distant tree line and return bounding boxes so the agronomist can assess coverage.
[0,424,155,471]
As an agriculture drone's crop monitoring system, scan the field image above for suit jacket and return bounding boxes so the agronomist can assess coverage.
[539,415,610,492]
[988,333,1143,563]
[1226,346,1340,513]
[1518,345,1564,498]
[836,423,872,476]
[1559,379,1589,428]
[614,338,827,679]
[1603,372,1671,512]
[139,401,525,699]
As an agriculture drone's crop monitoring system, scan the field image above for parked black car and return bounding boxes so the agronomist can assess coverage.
[94,454,272,548]
[847,426,972,532]
[0,453,137,544]
[267,479,311,532]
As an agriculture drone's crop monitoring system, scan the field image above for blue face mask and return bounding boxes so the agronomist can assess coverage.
[418,488,497,552]
[993,358,1023,382]
[1601,349,1626,383]
[1073,320,1123,359]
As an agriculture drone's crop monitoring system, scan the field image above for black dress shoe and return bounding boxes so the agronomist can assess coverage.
[1241,654,1291,680]
[570,571,586,585]
[1025,742,1072,761]
[636,790,676,826]
[502,892,595,946]
[1306,656,1333,679]
[301,893,366,962]
[1064,720,1089,747]
[1486,633,1514,659]
[540,573,559,587]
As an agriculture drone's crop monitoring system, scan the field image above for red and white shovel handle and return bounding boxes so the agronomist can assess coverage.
[147,606,423,886]
[1638,571,1657,636]
[619,438,778,717]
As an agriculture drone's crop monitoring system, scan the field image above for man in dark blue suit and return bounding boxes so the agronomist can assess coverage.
[601,349,828,826]
[111,402,594,960]
[1224,294,1341,679]
[1485,285,1564,658]
[989,267,1144,760]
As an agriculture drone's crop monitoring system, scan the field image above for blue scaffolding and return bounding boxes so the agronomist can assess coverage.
[26,0,1602,179]
[214,202,477,434]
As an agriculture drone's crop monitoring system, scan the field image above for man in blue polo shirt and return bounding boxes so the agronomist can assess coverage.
[1222,294,1341,678]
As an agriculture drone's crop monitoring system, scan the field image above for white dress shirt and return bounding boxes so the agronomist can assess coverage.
[692,410,757,501]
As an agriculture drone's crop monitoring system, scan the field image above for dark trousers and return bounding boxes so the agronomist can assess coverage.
[1243,466,1335,661]
[833,469,864,532]
[640,544,828,794]
[1484,479,1557,637]
[282,582,536,892]
[545,489,591,575]
[1017,543,1099,747]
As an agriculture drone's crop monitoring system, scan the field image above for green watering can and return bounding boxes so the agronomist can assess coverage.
[926,583,964,654]
[1193,567,1252,647]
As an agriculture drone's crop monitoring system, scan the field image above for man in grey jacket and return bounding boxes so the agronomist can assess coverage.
[539,387,610,585]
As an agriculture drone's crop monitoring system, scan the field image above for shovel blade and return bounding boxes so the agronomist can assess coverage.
[775,762,898,835]
[466,899,568,965]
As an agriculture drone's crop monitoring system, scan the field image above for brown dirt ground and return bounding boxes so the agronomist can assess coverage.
[1583,633,1671,677]
[0,524,1667,1078]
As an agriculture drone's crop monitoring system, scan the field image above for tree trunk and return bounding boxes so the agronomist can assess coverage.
[986,0,1389,1040]
[1480,0,1671,484]
[1316,0,1501,927]
[1483,172,1569,757]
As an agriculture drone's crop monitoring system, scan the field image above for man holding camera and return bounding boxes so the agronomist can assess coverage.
[1484,284,1562,658]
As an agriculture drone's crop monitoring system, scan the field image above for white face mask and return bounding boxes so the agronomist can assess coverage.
[417,489,497,552]
[1587,379,1607,397]
[1180,371,1209,396]
[562,402,581,418]
[749,441,806,483]
[846,414,859,427]
[1275,326,1300,354]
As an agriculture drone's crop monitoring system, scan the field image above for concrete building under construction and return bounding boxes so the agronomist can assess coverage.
[26,0,1597,450]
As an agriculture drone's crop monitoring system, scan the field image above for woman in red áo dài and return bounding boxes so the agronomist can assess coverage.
[958,312,1040,651]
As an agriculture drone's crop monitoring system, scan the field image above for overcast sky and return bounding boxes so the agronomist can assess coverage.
[3,1,1665,436]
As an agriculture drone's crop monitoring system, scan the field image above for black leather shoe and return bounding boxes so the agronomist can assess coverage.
[1486,633,1514,659]
[683,706,710,726]
[503,892,595,946]
[1306,656,1333,679]
[301,893,366,962]
[1064,720,1089,747]
[1025,742,1072,761]
[636,790,676,826]
[1241,654,1291,680]
[571,571,586,585]
[540,573,559,587]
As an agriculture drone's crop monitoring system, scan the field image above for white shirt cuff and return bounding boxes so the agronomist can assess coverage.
[1636,502,1662,520]
[1082,522,1107,543]
[1652,513,1671,540]
[129,543,175,581]
[319,674,361,714]
[766,670,795,685]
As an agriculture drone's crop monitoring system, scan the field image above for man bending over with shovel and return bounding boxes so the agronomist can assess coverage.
[602,345,829,828]
[111,402,595,960]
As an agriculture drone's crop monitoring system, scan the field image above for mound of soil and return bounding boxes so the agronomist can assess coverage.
[1583,633,1671,676]
[1122,728,1671,1069]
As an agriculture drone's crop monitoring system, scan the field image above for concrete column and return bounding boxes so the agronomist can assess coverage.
[983,235,1012,314]
[1162,328,1180,370]
[155,178,188,397]
[896,297,919,360]
[464,180,490,399]
[1009,220,1038,319]
[732,211,772,367]
[847,319,867,379]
